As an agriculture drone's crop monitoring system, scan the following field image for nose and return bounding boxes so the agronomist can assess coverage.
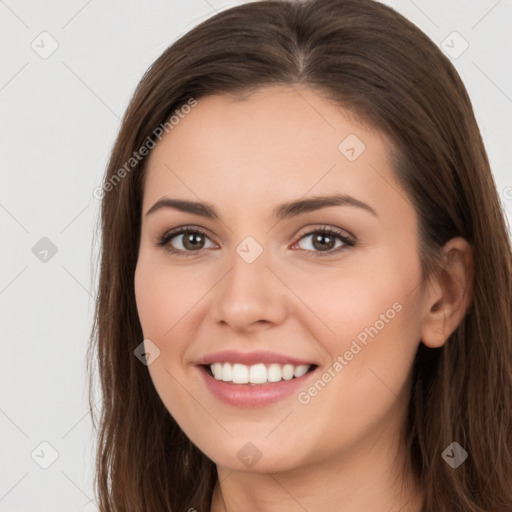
[209,243,289,334]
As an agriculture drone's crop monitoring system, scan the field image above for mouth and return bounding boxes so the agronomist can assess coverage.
[201,362,318,385]
[195,350,320,407]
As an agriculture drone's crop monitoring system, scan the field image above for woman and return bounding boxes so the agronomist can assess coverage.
[87,0,512,510]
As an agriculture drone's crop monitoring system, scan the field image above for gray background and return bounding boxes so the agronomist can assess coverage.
[1,1,511,511]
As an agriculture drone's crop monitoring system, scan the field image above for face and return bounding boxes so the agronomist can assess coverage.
[134,85,427,474]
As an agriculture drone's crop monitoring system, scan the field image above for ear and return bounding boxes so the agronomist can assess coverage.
[420,237,474,348]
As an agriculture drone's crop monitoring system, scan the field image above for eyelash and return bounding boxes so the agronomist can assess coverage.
[155,224,355,258]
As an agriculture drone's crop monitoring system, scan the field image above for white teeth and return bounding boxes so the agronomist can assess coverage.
[209,362,312,384]
[221,362,232,382]
[211,362,223,380]
[232,363,249,384]
[282,364,294,380]
[267,363,282,382]
[249,363,267,384]
[294,364,309,378]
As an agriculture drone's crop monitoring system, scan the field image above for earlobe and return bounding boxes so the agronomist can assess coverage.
[420,237,474,349]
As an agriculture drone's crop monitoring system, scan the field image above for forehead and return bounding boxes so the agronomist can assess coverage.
[142,85,409,224]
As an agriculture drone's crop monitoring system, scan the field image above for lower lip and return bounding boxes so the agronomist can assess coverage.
[197,366,317,407]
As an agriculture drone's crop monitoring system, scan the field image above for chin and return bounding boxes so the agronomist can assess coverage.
[197,435,309,474]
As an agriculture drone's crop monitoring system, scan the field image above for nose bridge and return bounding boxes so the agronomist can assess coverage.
[225,234,272,303]
[211,233,287,330]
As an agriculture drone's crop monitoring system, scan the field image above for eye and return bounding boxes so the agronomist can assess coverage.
[291,225,355,257]
[155,224,355,258]
[155,226,216,257]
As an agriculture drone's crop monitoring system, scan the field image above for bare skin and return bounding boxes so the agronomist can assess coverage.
[134,85,473,512]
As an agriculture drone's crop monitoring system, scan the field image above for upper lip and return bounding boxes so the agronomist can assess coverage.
[195,350,317,367]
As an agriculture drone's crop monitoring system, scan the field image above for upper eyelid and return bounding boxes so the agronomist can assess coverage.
[158,225,215,243]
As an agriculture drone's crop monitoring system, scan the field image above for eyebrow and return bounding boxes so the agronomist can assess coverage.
[145,193,378,220]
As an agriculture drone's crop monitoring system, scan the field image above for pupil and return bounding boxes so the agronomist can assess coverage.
[313,233,334,251]
[184,232,203,250]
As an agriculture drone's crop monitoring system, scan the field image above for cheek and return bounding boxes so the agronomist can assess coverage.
[290,248,424,413]
[134,258,202,423]
[134,263,167,339]
[291,273,422,454]
[284,250,422,347]
[134,255,198,341]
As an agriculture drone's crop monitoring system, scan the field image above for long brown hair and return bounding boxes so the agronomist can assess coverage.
[87,0,512,510]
